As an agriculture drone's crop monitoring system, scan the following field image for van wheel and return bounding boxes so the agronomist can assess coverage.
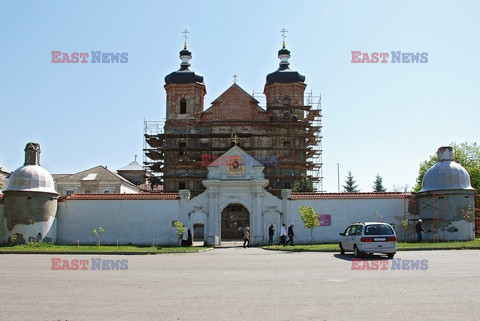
[339,242,345,255]
[354,245,362,258]
[387,253,395,258]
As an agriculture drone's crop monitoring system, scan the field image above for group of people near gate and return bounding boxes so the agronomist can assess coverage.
[242,223,296,248]
[273,223,295,246]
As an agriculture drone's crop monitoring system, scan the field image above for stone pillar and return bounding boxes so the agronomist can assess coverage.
[281,189,292,225]
[206,183,220,246]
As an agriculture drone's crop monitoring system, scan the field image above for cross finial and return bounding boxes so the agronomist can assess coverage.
[233,74,238,84]
[134,154,138,162]
[233,134,239,145]
[182,29,190,49]
[280,28,288,48]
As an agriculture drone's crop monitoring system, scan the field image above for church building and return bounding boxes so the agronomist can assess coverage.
[143,34,323,196]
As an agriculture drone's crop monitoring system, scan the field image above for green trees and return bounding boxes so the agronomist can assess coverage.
[413,142,480,193]
[343,171,360,192]
[299,205,320,244]
[372,174,386,192]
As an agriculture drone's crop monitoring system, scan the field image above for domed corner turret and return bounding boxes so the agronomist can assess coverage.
[420,146,474,192]
[3,143,59,245]
[5,142,58,195]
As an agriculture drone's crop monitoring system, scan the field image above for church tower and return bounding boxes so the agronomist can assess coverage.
[264,30,307,121]
[164,32,206,121]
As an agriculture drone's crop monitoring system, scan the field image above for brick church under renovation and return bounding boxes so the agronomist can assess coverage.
[143,38,323,195]
[1,35,477,247]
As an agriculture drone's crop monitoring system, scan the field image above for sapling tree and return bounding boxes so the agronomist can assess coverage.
[299,205,320,244]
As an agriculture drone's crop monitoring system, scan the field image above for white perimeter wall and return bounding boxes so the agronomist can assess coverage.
[56,199,180,246]
[285,198,407,244]
[0,203,4,243]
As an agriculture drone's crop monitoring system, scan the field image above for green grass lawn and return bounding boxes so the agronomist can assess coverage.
[262,238,480,252]
[0,242,212,254]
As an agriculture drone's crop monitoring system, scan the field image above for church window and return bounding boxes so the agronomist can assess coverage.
[283,141,291,147]
[180,98,187,114]
[284,181,292,189]
[283,97,291,106]
[85,190,92,194]
[66,189,75,196]
[179,142,186,156]
[178,181,186,189]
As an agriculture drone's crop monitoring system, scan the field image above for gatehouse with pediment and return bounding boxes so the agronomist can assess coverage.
[184,145,285,245]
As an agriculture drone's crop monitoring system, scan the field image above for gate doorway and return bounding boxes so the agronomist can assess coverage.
[221,203,250,243]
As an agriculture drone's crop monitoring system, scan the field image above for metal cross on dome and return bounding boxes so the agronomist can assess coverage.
[182,29,190,48]
[233,74,238,83]
[280,28,288,47]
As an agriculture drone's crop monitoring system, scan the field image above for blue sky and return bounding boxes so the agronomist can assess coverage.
[0,0,479,192]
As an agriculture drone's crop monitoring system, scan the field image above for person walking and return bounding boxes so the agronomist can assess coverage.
[279,224,287,246]
[268,224,275,246]
[286,223,295,246]
[243,227,250,248]
[416,219,424,242]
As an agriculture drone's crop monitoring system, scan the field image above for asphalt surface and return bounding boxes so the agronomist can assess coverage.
[0,249,479,321]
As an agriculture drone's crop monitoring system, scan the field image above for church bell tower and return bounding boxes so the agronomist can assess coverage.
[164,30,206,121]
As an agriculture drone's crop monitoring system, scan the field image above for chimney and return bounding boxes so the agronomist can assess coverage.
[437,146,453,161]
[24,142,41,165]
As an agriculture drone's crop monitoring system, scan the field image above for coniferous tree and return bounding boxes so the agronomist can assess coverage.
[342,171,360,192]
[372,173,386,192]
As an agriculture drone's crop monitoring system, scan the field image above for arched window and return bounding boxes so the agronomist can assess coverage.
[180,98,187,114]
[282,97,291,106]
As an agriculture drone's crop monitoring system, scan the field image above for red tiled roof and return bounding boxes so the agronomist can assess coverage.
[290,192,412,200]
[63,193,180,201]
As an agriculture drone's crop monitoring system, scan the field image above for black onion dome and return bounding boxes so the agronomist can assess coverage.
[265,46,305,85]
[165,48,204,85]
[278,47,290,56]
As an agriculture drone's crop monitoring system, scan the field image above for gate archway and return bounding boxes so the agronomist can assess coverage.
[221,203,250,242]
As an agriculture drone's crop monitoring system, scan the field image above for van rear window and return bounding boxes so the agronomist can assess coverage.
[364,224,394,235]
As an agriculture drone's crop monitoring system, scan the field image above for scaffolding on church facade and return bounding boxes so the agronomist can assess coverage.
[143,92,324,195]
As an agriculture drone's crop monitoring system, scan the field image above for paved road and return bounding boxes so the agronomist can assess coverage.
[0,249,479,321]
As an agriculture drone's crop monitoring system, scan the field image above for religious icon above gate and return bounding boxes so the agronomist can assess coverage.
[226,155,246,175]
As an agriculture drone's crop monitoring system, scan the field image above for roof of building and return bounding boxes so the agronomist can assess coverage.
[164,47,204,86]
[54,165,140,190]
[62,193,180,201]
[265,45,305,85]
[420,161,473,192]
[5,165,57,194]
[290,192,412,200]
[117,160,144,172]
[420,146,474,192]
